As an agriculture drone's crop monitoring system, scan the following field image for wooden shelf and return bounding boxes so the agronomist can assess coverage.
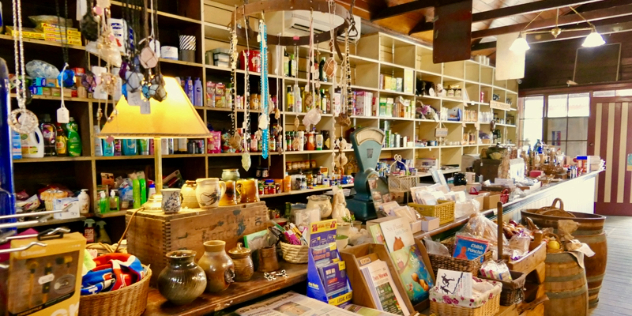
[93,210,127,218]
[13,156,91,163]
[25,216,88,228]
[0,34,85,50]
[260,184,353,199]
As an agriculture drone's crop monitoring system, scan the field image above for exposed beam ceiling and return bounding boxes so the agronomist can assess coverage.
[471,0,632,39]
[409,0,602,35]
[371,0,462,21]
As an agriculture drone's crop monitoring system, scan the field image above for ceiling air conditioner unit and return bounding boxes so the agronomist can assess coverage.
[284,10,361,42]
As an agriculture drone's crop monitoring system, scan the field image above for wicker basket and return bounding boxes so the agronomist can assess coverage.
[426,241,492,277]
[79,267,152,316]
[408,200,455,225]
[526,198,575,218]
[279,241,309,263]
[480,271,527,306]
[430,290,500,316]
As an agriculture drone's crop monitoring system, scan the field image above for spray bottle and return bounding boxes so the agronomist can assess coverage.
[84,219,96,243]
[95,221,112,244]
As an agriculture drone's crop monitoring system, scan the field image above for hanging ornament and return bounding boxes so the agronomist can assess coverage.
[258,18,270,159]
[302,108,322,131]
[80,0,99,41]
[229,134,241,151]
[294,116,300,130]
[242,152,251,171]
[9,0,38,134]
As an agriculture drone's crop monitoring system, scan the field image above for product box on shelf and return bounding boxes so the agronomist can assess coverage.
[53,197,81,220]
[5,233,86,316]
[126,202,270,284]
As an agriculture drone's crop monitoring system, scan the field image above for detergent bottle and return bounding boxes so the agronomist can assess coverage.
[21,126,45,158]
[95,221,112,244]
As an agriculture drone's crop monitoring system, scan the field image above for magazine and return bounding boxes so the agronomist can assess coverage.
[379,217,415,252]
[236,292,359,315]
[311,244,340,267]
[389,244,434,305]
[345,304,400,316]
[318,261,350,298]
[361,260,410,316]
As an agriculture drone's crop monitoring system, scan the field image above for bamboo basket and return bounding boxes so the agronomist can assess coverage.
[480,271,527,306]
[426,240,492,277]
[526,198,575,218]
[279,241,309,263]
[430,291,500,316]
[408,200,455,225]
[79,267,152,316]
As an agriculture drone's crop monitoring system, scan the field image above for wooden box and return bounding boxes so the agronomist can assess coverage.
[340,242,434,312]
[126,202,270,284]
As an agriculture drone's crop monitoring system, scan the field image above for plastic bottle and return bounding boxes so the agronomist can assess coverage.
[147,180,156,200]
[194,78,203,106]
[114,139,122,156]
[185,76,194,103]
[109,190,120,211]
[292,54,298,78]
[55,123,68,156]
[132,176,141,209]
[122,139,137,155]
[294,82,302,113]
[11,130,22,160]
[93,125,103,156]
[66,117,82,157]
[99,191,108,214]
[95,221,112,243]
[40,114,56,156]
[21,126,44,158]
[286,86,294,112]
[84,219,96,243]
[138,139,149,155]
[103,138,114,156]
[137,171,147,204]
[77,189,90,215]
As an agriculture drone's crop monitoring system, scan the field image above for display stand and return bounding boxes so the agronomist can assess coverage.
[306,220,353,307]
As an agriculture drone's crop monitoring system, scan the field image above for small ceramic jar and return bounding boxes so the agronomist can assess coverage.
[227,242,254,282]
[198,240,235,293]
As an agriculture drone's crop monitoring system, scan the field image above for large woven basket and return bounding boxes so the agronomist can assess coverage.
[430,290,500,316]
[79,267,152,316]
[480,271,527,306]
[279,242,309,263]
[409,200,455,225]
[427,241,491,277]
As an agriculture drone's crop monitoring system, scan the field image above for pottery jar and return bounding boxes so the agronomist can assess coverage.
[195,178,225,208]
[219,180,239,206]
[161,189,183,214]
[227,242,254,282]
[237,178,260,203]
[306,194,332,218]
[181,180,200,208]
[257,246,280,272]
[157,250,207,306]
[198,240,235,293]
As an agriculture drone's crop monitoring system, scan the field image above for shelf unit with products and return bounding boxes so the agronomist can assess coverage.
[3,0,518,224]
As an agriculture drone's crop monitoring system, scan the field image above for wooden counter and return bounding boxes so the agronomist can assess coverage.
[143,261,306,316]
[142,171,602,315]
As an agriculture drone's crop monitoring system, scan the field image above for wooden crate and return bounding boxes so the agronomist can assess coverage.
[126,202,270,284]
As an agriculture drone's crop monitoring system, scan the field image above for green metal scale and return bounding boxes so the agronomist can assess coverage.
[347,127,389,221]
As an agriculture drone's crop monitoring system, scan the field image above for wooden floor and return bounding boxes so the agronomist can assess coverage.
[590,216,632,315]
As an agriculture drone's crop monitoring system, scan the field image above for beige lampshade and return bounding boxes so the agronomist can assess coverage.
[99,76,209,138]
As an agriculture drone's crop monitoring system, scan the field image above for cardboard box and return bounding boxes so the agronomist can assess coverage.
[411,219,422,233]
[7,233,85,316]
[420,216,440,232]
[469,195,485,211]
[479,192,501,210]
[53,197,81,219]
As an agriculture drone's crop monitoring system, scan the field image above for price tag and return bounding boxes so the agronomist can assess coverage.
[140,98,151,114]
[57,106,70,123]
[127,91,142,106]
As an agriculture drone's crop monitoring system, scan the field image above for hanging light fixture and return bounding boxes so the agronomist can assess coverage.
[508,6,606,51]
[510,33,530,52]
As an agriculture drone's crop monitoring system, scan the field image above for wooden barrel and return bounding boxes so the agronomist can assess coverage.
[522,210,607,307]
[543,252,589,316]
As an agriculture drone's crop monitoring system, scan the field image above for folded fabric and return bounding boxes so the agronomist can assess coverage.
[81,253,145,295]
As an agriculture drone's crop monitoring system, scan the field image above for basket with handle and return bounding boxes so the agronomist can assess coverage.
[526,198,575,218]
[79,266,152,316]
[408,200,455,225]
[279,241,309,263]
[425,238,492,277]
[387,154,418,193]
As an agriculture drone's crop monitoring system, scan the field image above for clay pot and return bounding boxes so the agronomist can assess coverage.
[157,250,207,305]
[181,180,200,208]
[228,242,254,282]
[198,240,235,293]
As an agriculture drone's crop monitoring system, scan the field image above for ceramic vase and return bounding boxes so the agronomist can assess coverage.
[157,250,207,305]
[228,242,254,282]
[195,178,225,208]
[198,240,235,293]
[181,180,200,208]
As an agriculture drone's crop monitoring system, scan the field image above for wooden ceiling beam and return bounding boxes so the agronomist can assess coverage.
[471,0,632,39]
[471,41,496,51]
[472,0,601,23]
[370,0,463,21]
[409,0,600,35]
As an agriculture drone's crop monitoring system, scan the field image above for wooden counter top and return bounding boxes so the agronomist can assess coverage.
[143,261,307,316]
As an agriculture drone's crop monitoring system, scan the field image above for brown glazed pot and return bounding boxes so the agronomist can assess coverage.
[157,250,207,305]
[198,240,235,293]
[228,242,254,282]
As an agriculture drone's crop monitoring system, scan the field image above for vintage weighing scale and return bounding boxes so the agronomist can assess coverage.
[347,127,389,221]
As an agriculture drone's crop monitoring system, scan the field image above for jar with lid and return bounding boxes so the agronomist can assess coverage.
[227,243,254,282]
[222,169,240,181]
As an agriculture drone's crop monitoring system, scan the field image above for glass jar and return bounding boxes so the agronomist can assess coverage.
[222,169,240,181]
[306,194,332,218]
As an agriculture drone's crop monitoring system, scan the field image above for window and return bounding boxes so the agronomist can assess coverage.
[520,96,544,147]
[545,93,590,157]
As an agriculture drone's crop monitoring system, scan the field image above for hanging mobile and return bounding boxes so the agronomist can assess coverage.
[8,0,38,134]
[259,17,270,160]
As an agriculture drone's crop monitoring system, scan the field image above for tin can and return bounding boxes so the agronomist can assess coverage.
[258,181,264,195]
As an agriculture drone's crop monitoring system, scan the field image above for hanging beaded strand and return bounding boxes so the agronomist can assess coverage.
[259,18,269,159]
[228,9,238,137]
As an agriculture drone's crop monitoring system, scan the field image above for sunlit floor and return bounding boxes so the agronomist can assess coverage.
[590,216,632,315]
